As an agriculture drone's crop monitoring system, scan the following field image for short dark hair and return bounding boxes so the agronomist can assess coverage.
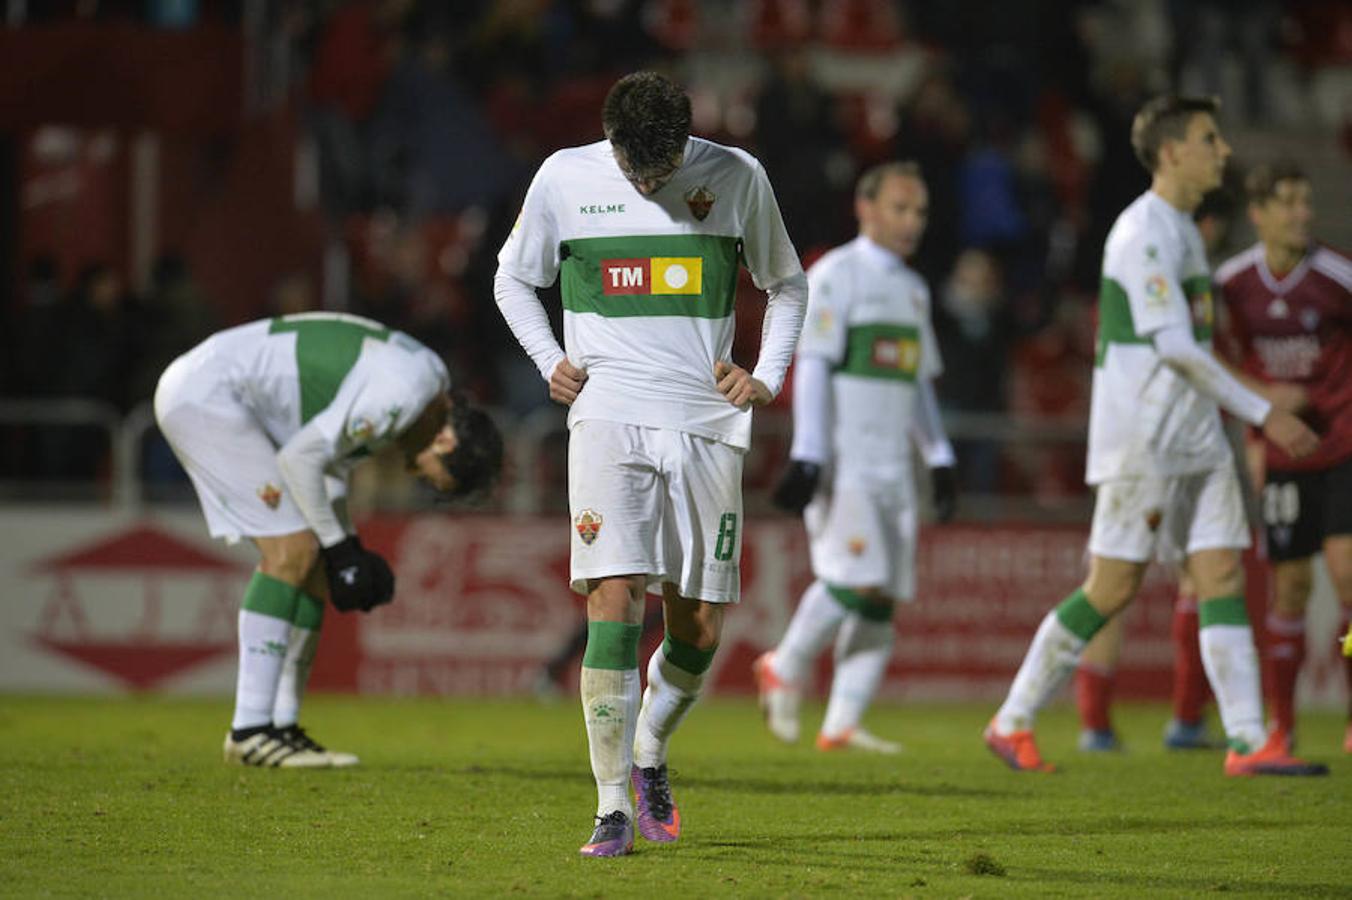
[601,71,691,176]
[439,398,503,503]
[1130,94,1220,173]
[1244,159,1309,204]
[855,161,924,200]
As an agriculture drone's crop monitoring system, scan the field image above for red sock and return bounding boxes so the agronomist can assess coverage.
[1171,592,1208,724]
[1264,611,1305,735]
[1076,665,1114,733]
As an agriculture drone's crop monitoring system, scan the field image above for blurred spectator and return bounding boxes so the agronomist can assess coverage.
[932,248,1012,493]
[895,71,971,280]
[128,253,221,408]
[10,256,65,398]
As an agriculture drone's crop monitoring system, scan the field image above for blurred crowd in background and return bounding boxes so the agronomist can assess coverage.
[2,0,1350,510]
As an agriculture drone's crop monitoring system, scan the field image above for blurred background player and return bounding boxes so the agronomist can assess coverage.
[494,72,805,857]
[982,95,1328,777]
[1215,160,1352,754]
[155,312,502,767]
[754,161,956,755]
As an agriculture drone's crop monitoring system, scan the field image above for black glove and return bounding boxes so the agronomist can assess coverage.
[771,460,822,515]
[321,536,397,613]
[931,465,957,523]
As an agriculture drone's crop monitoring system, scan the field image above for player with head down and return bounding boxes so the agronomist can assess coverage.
[495,71,806,856]
[155,312,502,767]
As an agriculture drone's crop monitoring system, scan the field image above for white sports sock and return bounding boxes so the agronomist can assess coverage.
[774,580,848,686]
[1199,624,1266,750]
[994,610,1087,734]
[271,626,319,729]
[231,609,291,731]
[633,643,706,768]
[580,666,640,818]
[821,613,894,738]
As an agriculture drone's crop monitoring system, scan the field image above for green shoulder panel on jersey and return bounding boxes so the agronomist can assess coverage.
[559,233,740,318]
[268,314,391,423]
[1095,276,1214,366]
[837,323,921,381]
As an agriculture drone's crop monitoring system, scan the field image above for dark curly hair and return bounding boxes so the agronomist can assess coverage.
[438,397,503,503]
[601,71,691,176]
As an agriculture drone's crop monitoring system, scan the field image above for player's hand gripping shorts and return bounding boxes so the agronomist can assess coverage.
[567,419,744,603]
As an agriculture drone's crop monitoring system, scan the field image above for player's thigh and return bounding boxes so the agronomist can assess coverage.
[1270,557,1315,616]
[567,420,664,591]
[659,432,745,604]
[1260,468,1322,564]
[156,394,309,543]
[806,486,892,592]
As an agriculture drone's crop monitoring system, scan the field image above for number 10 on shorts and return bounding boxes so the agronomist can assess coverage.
[714,512,738,562]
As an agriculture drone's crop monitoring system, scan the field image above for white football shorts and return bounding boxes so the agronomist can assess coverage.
[567,419,744,603]
[1088,464,1249,564]
[154,346,348,544]
[805,483,918,602]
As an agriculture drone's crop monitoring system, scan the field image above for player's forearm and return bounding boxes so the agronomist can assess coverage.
[494,268,566,381]
[788,353,832,464]
[1153,324,1272,426]
[751,271,808,397]
[911,379,956,468]
[276,427,348,548]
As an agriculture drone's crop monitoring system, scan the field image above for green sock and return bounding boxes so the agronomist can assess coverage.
[1054,588,1107,642]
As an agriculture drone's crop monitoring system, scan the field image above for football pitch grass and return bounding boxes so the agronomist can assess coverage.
[2,695,1348,898]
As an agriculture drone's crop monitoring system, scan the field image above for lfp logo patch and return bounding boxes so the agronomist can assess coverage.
[601,258,702,295]
[575,509,603,545]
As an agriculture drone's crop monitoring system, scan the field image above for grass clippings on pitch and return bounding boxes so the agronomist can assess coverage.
[1,695,1348,898]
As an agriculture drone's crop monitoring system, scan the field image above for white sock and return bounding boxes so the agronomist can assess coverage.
[821,613,894,738]
[580,666,640,818]
[231,609,291,731]
[634,643,706,768]
[774,580,848,686]
[271,626,319,728]
[1198,624,1266,750]
[994,610,1087,734]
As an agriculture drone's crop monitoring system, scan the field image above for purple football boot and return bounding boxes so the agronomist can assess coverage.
[578,810,634,857]
[631,764,681,842]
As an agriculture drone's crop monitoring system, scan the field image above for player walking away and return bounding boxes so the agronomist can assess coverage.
[754,162,957,755]
[155,313,502,768]
[983,95,1329,777]
[494,71,806,857]
[1215,160,1352,754]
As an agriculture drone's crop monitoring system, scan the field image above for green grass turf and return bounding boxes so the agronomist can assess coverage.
[1,695,1348,898]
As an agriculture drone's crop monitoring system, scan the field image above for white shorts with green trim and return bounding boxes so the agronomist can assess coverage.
[804,484,917,602]
[154,347,348,544]
[567,419,744,603]
[1088,464,1249,564]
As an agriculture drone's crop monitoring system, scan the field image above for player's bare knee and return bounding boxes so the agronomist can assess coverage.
[663,596,724,651]
[1323,539,1352,606]
[586,575,646,622]
[1272,560,1313,616]
[256,533,319,586]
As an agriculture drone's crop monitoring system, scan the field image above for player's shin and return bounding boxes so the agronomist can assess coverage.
[634,634,715,768]
[821,609,894,740]
[774,581,848,686]
[995,589,1105,734]
[581,622,642,817]
[272,591,324,729]
[232,573,301,732]
[1197,596,1266,752]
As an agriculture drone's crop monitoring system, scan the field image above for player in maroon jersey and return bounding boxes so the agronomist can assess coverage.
[1215,160,1352,754]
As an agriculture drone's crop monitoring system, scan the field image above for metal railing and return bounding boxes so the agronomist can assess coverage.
[0,397,1092,520]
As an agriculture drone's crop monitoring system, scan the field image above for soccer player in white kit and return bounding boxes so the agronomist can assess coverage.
[983,95,1329,777]
[494,72,806,856]
[753,162,956,754]
[155,312,502,767]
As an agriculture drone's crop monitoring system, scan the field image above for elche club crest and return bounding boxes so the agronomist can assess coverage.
[257,482,282,510]
[575,509,603,545]
[684,186,715,221]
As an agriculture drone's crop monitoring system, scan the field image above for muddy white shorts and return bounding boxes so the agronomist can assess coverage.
[1088,464,1249,564]
[154,346,348,544]
[805,483,918,602]
[567,419,744,603]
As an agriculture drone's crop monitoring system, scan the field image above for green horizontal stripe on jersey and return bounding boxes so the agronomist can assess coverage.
[836,323,921,381]
[559,233,740,319]
[1095,276,1214,366]
[269,315,391,423]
